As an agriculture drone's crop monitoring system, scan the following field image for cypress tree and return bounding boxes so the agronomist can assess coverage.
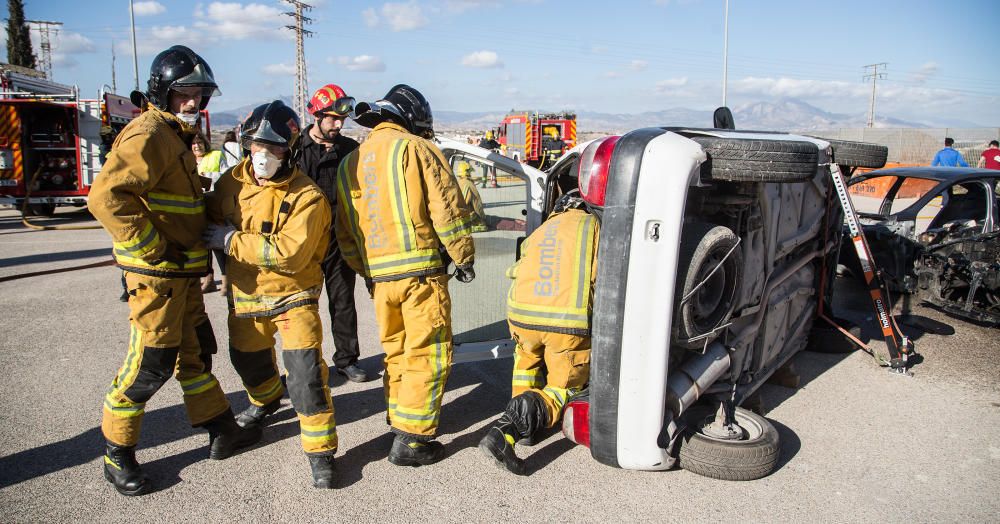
[6,0,37,68]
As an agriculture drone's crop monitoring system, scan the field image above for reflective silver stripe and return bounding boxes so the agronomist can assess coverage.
[367,252,440,271]
[576,215,593,309]
[508,306,589,322]
[181,375,214,393]
[146,197,204,209]
[301,426,337,438]
[120,226,158,254]
[389,139,413,251]
[393,410,436,421]
[436,216,474,239]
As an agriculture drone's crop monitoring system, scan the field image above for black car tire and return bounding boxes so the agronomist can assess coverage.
[674,223,742,349]
[678,406,781,481]
[26,203,56,217]
[825,139,888,169]
[690,137,818,183]
[806,317,861,354]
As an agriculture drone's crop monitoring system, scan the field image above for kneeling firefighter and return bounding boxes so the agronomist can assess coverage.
[89,45,261,497]
[479,193,598,474]
[203,100,339,488]
[338,84,478,466]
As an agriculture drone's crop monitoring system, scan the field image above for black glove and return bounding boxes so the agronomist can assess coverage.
[454,264,475,283]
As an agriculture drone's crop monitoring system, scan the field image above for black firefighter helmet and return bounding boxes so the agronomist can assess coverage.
[352,84,434,138]
[238,100,301,150]
[131,45,220,111]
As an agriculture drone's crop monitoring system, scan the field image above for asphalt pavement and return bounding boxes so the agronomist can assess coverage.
[0,207,997,522]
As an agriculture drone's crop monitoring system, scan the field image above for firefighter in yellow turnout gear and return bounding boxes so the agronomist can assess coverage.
[454,161,488,232]
[203,100,339,489]
[339,85,477,466]
[88,45,260,497]
[479,194,598,474]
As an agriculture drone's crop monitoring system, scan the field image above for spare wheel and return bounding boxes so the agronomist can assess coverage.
[690,136,818,183]
[678,406,781,481]
[673,222,742,349]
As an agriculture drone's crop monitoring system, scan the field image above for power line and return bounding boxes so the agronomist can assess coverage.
[283,0,313,123]
[26,19,63,79]
[863,63,887,128]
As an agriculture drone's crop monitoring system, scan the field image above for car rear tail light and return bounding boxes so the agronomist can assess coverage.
[577,135,620,208]
[561,397,591,448]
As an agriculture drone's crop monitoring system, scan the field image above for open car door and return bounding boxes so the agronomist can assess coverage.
[433,137,546,363]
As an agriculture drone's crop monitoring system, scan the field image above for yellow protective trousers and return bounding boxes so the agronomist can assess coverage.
[102,272,229,447]
[374,274,453,439]
[509,325,591,427]
[228,304,337,455]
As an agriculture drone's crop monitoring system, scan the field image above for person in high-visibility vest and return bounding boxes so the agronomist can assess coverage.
[191,130,224,293]
[479,194,598,474]
[454,161,488,232]
[204,100,340,489]
[88,45,260,497]
[338,84,478,466]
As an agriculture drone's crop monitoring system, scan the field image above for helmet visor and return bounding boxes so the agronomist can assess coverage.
[317,96,355,117]
[172,63,222,97]
[240,119,289,149]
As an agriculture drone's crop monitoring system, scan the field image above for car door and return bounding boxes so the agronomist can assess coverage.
[433,137,546,363]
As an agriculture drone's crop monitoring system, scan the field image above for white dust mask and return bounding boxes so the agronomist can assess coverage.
[251,150,282,179]
[175,112,199,126]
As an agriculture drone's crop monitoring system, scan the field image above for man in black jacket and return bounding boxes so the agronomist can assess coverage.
[297,83,367,383]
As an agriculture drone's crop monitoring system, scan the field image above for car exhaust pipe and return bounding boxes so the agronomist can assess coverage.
[666,341,731,417]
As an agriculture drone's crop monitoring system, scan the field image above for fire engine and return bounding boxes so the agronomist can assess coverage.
[495,111,576,169]
[0,63,208,217]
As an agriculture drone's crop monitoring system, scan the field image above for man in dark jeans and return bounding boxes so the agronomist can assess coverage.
[297,83,367,382]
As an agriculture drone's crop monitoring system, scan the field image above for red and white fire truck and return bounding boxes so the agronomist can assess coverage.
[0,64,142,216]
[496,111,576,169]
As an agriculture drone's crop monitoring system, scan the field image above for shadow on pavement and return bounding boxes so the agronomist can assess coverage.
[0,248,111,268]
[769,418,802,474]
[0,208,98,233]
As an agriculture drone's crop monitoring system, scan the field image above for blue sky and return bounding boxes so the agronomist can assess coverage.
[11,0,1000,125]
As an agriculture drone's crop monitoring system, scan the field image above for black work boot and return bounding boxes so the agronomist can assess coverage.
[204,410,262,460]
[478,415,526,475]
[103,442,151,496]
[235,398,281,429]
[387,435,446,467]
[307,454,337,489]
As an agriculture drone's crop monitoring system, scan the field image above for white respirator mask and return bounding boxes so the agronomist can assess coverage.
[174,112,200,126]
[251,150,283,179]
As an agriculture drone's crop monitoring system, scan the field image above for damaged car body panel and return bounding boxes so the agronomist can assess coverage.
[844,167,1000,325]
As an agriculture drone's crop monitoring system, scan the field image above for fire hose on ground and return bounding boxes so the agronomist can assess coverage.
[0,166,116,283]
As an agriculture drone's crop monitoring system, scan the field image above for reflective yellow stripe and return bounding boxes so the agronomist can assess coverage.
[301,421,337,444]
[387,139,417,252]
[336,152,367,256]
[362,248,442,278]
[103,397,145,418]
[259,236,276,269]
[542,386,575,409]
[113,222,160,257]
[114,248,209,271]
[250,376,284,404]
[147,191,205,215]
[180,373,218,396]
[508,288,589,329]
[435,214,476,241]
[115,324,143,389]
[575,215,595,309]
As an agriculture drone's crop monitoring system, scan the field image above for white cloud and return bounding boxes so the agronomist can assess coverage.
[192,2,287,41]
[443,0,502,13]
[603,71,622,78]
[332,55,387,72]
[655,77,689,92]
[364,2,429,31]
[262,63,296,76]
[461,50,503,68]
[732,76,866,99]
[910,62,938,84]
[29,30,96,70]
[629,60,648,72]
[133,1,166,16]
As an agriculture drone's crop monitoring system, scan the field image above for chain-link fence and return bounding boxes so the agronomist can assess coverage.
[802,128,1000,166]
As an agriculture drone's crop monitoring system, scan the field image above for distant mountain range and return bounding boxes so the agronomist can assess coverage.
[208,97,980,134]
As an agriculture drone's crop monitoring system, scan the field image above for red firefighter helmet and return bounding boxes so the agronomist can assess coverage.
[307,84,355,117]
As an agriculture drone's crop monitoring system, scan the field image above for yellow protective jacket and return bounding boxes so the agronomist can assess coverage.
[207,159,331,318]
[335,122,476,282]
[507,208,599,335]
[88,105,209,277]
